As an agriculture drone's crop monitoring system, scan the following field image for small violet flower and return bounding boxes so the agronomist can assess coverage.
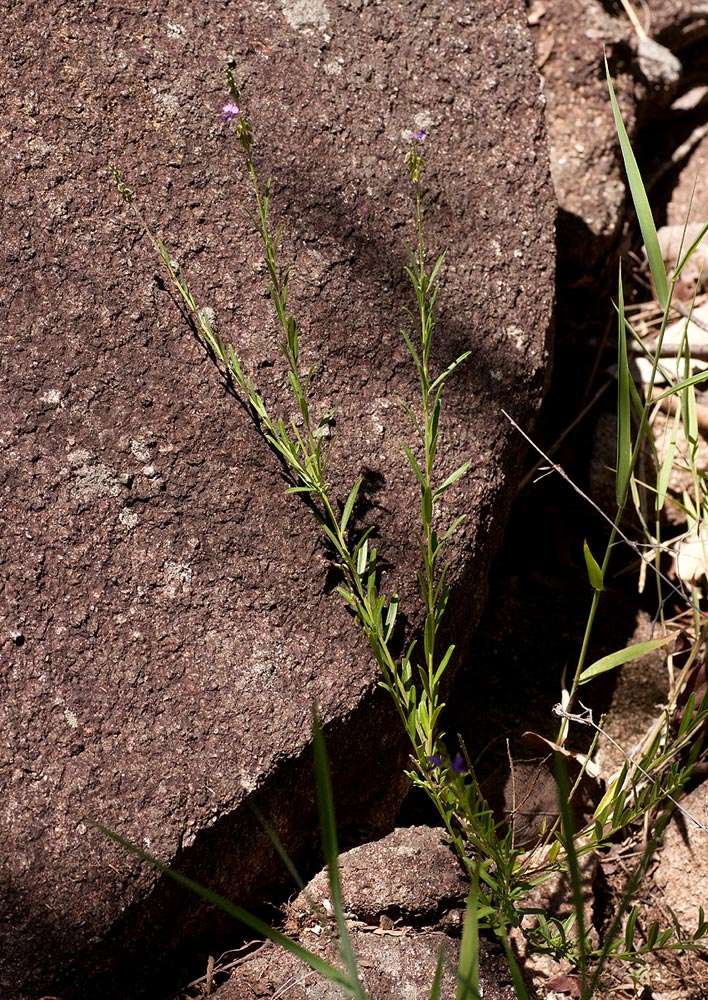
[428,754,444,768]
[220,102,241,123]
[451,753,466,775]
[412,129,427,143]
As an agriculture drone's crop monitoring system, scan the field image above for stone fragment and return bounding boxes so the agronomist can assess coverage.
[285,825,468,933]
[212,826,516,1000]
[0,2,554,997]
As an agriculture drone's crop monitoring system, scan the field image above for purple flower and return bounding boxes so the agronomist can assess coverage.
[412,129,427,143]
[451,753,466,774]
[220,102,241,123]
[429,754,444,768]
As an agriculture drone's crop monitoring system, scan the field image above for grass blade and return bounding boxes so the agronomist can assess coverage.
[456,876,480,1000]
[578,634,673,684]
[616,262,632,507]
[583,540,605,591]
[675,221,708,281]
[429,949,446,1000]
[654,368,708,400]
[312,712,368,1000]
[498,928,530,1000]
[93,822,359,993]
[606,59,669,309]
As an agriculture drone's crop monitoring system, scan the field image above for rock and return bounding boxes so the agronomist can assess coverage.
[530,0,706,270]
[666,130,708,232]
[636,36,683,91]
[650,1,708,50]
[653,781,708,929]
[211,826,516,1000]
[284,826,468,933]
[0,2,554,997]
[211,929,518,1000]
[529,0,642,267]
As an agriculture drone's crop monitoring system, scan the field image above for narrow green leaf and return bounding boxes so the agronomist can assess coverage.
[606,59,668,309]
[654,368,708,401]
[93,822,358,994]
[429,252,446,287]
[384,595,399,641]
[401,327,422,370]
[498,928,530,1000]
[312,713,368,1000]
[356,539,369,576]
[579,635,673,684]
[624,905,639,951]
[433,644,455,687]
[583,540,604,592]
[402,443,425,487]
[429,351,472,393]
[428,949,446,1000]
[456,879,480,1000]
[434,460,471,501]
[616,263,632,507]
[341,477,362,534]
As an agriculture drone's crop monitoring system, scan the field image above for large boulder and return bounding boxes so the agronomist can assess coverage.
[0,1,554,997]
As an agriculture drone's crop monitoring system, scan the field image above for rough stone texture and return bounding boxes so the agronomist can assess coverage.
[649,0,708,48]
[0,2,554,997]
[531,0,708,273]
[213,826,516,1000]
[528,0,640,268]
[653,780,708,929]
[212,930,519,1000]
[284,826,468,933]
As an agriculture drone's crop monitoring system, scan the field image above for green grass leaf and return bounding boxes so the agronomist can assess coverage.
[606,59,669,309]
[312,712,368,1000]
[578,635,674,684]
[92,822,360,995]
[498,928,530,1000]
[654,368,708,400]
[341,476,363,534]
[674,221,708,281]
[456,878,480,1000]
[429,949,446,1000]
[583,540,604,591]
[616,262,633,507]
[434,460,472,501]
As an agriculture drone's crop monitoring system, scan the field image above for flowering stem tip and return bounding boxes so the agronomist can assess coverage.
[220,102,241,123]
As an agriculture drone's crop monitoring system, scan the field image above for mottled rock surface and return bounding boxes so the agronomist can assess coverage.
[284,825,468,932]
[530,0,708,272]
[213,826,516,1000]
[212,930,518,1000]
[528,0,639,267]
[0,1,554,997]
